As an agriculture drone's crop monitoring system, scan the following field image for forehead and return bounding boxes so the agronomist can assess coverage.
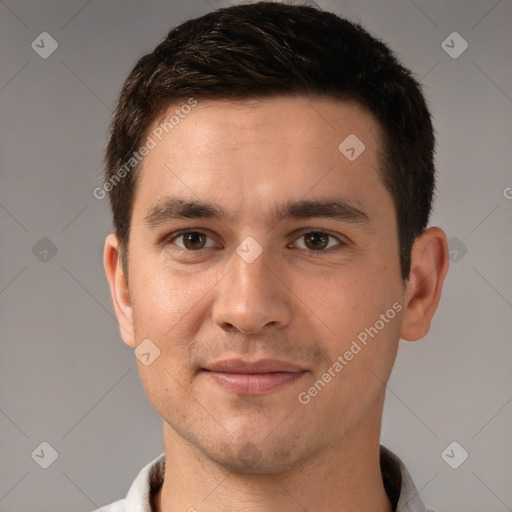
[132,96,389,224]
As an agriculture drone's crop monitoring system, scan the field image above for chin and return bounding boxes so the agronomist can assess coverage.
[201,433,317,475]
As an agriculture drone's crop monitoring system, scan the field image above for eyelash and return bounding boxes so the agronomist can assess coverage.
[165,229,346,253]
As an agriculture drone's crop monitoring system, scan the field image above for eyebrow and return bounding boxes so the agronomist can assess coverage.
[143,196,371,230]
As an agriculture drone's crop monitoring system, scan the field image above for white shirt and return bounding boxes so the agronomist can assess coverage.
[92,446,434,512]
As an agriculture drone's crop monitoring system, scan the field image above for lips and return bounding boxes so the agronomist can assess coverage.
[202,358,307,394]
[205,358,304,374]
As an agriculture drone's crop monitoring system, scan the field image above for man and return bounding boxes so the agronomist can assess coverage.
[99,1,449,511]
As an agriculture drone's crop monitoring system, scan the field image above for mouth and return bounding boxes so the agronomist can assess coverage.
[201,359,308,395]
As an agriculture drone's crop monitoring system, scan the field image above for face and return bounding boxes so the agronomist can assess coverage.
[116,96,408,473]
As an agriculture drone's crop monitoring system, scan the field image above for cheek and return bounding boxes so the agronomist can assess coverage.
[300,267,394,337]
[137,360,192,428]
[300,264,403,393]
[130,256,199,331]
[128,254,229,371]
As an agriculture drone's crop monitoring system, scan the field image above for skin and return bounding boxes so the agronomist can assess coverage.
[104,96,449,512]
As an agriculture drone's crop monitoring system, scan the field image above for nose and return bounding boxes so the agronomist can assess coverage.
[211,246,292,335]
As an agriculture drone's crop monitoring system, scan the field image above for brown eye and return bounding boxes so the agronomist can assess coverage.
[292,231,342,251]
[303,232,329,250]
[182,232,207,250]
[169,231,215,251]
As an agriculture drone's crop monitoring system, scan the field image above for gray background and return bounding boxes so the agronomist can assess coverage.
[1,0,511,510]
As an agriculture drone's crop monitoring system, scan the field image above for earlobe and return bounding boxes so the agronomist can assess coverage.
[400,227,450,342]
[103,233,136,348]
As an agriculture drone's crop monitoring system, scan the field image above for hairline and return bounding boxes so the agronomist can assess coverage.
[118,93,403,282]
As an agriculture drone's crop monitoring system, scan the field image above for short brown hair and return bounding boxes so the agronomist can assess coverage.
[103,1,436,281]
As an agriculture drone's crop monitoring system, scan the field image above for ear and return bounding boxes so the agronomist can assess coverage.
[103,233,136,348]
[400,227,450,341]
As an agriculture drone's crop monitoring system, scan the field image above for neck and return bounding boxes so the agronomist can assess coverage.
[153,403,392,512]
